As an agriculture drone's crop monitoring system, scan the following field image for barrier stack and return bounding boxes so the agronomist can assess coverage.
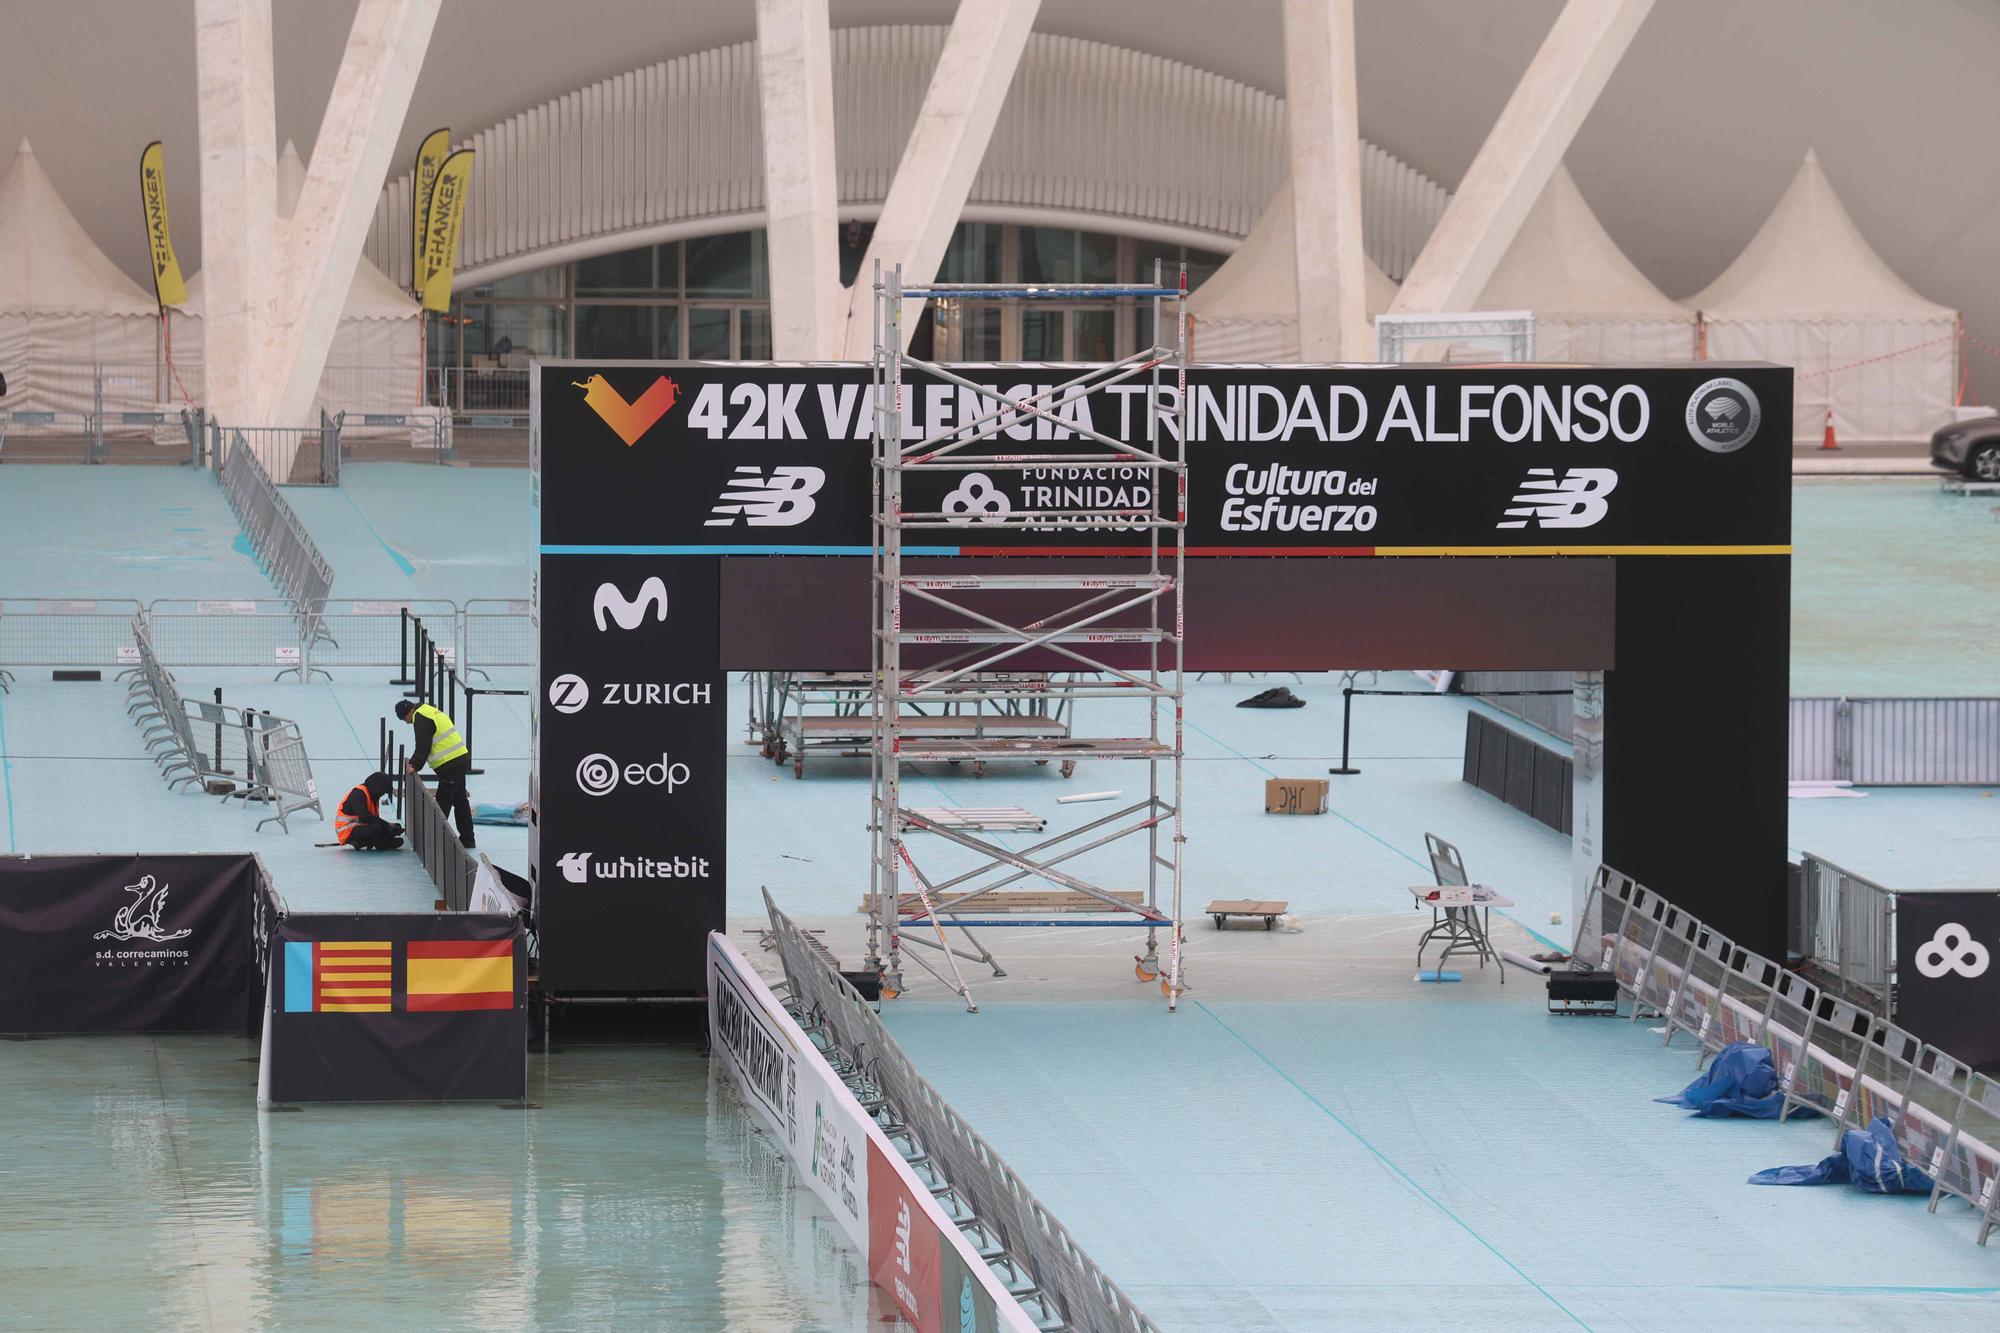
[1580,866,2000,1245]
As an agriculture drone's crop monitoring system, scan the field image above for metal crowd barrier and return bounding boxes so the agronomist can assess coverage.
[764,891,1160,1332]
[401,766,475,911]
[1790,697,2000,785]
[226,412,344,486]
[146,599,308,672]
[460,598,533,672]
[1579,866,2000,1246]
[0,598,147,677]
[122,613,322,833]
[1794,852,1896,1012]
[219,439,335,677]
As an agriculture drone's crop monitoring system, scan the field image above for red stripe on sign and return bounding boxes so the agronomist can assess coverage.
[405,990,513,1011]
[954,545,1380,558]
[407,939,514,959]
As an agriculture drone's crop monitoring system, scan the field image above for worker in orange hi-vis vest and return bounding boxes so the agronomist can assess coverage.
[334,772,404,850]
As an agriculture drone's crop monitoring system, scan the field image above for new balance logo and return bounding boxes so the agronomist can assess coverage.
[705,466,825,527]
[1497,467,1618,530]
[593,577,668,631]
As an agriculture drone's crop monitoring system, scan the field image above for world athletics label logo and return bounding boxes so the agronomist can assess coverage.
[1685,377,1761,453]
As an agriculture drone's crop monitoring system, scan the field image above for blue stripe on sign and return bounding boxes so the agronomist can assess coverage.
[539,543,959,556]
[283,941,314,1013]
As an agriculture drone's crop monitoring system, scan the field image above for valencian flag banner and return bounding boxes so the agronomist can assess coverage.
[265,913,525,1103]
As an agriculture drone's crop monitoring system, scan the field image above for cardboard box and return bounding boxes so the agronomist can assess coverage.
[1264,777,1329,815]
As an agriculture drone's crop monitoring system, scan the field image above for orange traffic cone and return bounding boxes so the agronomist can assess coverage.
[1820,406,1839,451]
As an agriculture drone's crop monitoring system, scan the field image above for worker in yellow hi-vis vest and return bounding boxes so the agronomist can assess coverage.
[395,699,475,848]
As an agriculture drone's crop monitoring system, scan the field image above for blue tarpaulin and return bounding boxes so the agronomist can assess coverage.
[1656,1041,1807,1118]
[1749,1116,1934,1193]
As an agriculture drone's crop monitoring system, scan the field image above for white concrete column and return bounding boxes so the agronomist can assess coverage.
[755,0,843,360]
[1281,0,1370,361]
[841,0,1041,358]
[271,0,441,425]
[1391,0,1653,316]
[193,0,278,429]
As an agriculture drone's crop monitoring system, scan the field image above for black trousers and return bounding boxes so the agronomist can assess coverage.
[344,819,404,851]
[434,755,476,846]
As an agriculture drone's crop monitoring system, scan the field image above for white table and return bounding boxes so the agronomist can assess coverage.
[1409,885,1514,982]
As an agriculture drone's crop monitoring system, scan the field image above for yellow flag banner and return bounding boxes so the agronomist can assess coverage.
[419,149,474,313]
[139,141,187,310]
[409,127,452,292]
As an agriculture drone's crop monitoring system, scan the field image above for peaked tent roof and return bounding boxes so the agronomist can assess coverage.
[1475,164,1687,317]
[1188,179,1397,322]
[1691,149,1953,317]
[178,141,419,322]
[0,139,157,316]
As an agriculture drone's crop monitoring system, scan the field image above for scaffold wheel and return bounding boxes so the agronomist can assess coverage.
[972,761,986,779]
[793,754,805,779]
[1059,760,1077,778]
[1134,956,1158,982]
[1161,975,1179,999]
[879,984,900,1000]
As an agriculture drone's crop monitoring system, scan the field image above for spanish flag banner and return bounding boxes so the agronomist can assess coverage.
[406,937,514,1011]
[409,127,452,293]
[418,148,474,313]
[266,915,526,1103]
[138,141,188,310]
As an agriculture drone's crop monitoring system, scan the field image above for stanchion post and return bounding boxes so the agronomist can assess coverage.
[1329,687,1361,776]
[392,607,413,686]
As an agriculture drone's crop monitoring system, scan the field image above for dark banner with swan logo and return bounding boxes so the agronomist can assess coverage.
[0,853,258,1034]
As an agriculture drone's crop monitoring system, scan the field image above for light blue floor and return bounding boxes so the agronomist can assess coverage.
[886,997,2000,1331]
[0,1035,895,1330]
[4,462,1999,1331]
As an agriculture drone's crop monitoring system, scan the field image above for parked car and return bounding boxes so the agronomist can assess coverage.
[1931,416,2000,480]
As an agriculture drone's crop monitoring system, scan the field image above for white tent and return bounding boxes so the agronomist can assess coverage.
[172,142,424,424]
[0,139,167,425]
[1188,180,1398,361]
[1474,164,1695,363]
[1693,149,1958,443]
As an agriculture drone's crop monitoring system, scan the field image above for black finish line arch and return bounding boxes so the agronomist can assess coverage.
[532,361,1790,995]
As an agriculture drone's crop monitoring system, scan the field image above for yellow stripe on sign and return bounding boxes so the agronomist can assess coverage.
[321,986,391,996]
[407,955,514,995]
[320,941,392,953]
[318,971,392,981]
[320,1002,392,1012]
[1372,544,1793,557]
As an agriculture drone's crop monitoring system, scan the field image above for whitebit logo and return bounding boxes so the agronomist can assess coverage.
[941,472,1012,525]
[593,577,668,631]
[558,852,592,883]
[92,875,192,943]
[1497,467,1619,530]
[1914,922,1990,979]
[705,465,825,527]
[548,674,589,714]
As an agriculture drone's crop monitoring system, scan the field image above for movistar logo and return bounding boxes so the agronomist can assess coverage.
[593,577,668,632]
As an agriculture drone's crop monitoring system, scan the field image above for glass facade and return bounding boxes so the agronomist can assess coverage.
[427,223,1223,405]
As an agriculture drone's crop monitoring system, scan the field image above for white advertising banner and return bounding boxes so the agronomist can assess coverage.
[707,933,869,1254]
[706,933,1036,1333]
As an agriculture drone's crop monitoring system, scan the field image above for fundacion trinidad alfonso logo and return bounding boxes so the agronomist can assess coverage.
[574,373,680,446]
[93,875,191,943]
[941,472,1012,525]
[1914,922,1990,980]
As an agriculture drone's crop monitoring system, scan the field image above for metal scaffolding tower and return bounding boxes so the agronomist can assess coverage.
[867,262,1189,1012]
